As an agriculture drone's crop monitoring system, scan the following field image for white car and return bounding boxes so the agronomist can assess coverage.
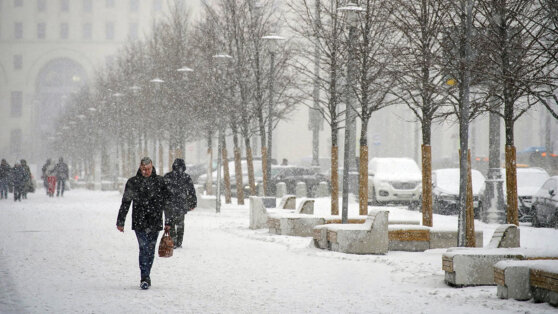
[432,168,486,217]
[368,158,422,206]
[501,167,550,222]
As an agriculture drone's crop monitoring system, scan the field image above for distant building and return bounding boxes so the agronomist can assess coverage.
[0,0,197,162]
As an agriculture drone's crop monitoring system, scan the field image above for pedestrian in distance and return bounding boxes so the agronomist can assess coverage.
[20,159,34,199]
[41,159,51,194]
[0,159,11,200]
[45,161,57,197]
[11,161,29,202]
[55,157,69,197]
[116,157,172,290]
[163,158,197,249]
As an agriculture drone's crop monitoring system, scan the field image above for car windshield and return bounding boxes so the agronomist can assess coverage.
[434,168,485,192]
[517,171,549,188]
[373,159,420,175]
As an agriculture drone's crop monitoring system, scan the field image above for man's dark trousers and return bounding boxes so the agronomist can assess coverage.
[135,230,160,279]
[170,213,185,247]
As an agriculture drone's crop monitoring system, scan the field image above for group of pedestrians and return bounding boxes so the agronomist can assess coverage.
[0,158,34,201]
[116,157,197,290]
[41,158,69,197]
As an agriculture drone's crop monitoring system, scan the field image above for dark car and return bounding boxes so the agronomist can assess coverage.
[531,176,558,228]
[267,166,330,197]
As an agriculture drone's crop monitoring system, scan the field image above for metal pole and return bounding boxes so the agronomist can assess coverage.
[266,51,275,196]
[312,0,321,170]
[216,128,222,213]
[342,24,356,224]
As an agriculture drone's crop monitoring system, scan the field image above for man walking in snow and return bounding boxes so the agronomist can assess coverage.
[0,159,10,200]
[163,158,197,249]
[116,157,171,290]
[54,157,69,197]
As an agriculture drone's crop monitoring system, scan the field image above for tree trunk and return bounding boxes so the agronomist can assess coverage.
[421,144,433,227]
[331,145,339,215]
[206,134,213,195]
[222,136,231,204]
[232,129,244,205]
[466,149,476,247]
[244,136,256,195]
[505,145,519,225]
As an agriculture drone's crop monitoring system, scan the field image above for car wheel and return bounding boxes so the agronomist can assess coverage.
[531,207,540,227]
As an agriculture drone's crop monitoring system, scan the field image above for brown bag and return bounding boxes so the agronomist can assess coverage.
[158,230,173,258]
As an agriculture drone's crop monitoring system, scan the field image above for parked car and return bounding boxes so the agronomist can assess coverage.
[197,159,263,196]
[368,158,422,206]
[432,168,485,217]
[531,176,558,228]
[500,167,550,222]
[266,165,330,197]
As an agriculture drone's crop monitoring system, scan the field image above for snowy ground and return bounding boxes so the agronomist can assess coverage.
[1,189,557,313]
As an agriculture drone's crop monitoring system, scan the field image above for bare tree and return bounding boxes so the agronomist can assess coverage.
[390,0,451,226]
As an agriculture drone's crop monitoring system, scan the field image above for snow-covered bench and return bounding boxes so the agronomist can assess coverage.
[388,225,431,252]
[494,260,558,306]
[313,210,389,254]
[278,195,296,209]
[487,224,520,248]
[295,198,314,215]
[443,248,558,287]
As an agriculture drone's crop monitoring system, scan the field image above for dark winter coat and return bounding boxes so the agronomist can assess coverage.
[11,165,29,189]
[164,159,197,217]
[55,162,69,180]
[0,161,11,181]
[116,167,171,232]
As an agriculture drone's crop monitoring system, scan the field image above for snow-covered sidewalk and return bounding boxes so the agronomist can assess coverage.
[1,189,557,313]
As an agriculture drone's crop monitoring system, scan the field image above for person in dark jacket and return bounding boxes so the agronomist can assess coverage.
[0,159,11,200]
[164,158,197,249]
[11,161,29,202]
[20,159,33,199]
[55,157,69,197]
[116,157,171,290]
[41,159,51,194]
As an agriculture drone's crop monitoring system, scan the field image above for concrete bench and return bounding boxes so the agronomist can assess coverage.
[267,213,325,237]
[313,210,389,254]
[388,225,431,252]
[429,228,484,249]
[487,224,520,248]
[494,260,558,306]
[443,248,558,287]
[278,195,296,209]
[295,198,315,215]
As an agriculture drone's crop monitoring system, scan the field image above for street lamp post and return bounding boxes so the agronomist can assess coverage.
[262,34,285,197]
[150,78,164,174]
[339,2,363,223]
[112,92,125,177]
[213,54,233,213]
[176,66,194,160]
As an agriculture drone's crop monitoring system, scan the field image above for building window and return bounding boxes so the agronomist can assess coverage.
[14,0,23,8]
[60,0,68,12]
[130,0,138,12]
[105,22,114,40]
[60,23,68,39]
[10,129,22,155]
[129,23,138,39]
[13,55,22,70]
[82,23,92,39]
[83,0,91,12]
[37,0,45,11]
[14,22,23,39]
[37,22,45,39]
[106,0,114,8]
[11,91,23,117]
[153,0,162,12]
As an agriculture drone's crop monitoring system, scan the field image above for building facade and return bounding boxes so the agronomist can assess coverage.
[0,0,185,165]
